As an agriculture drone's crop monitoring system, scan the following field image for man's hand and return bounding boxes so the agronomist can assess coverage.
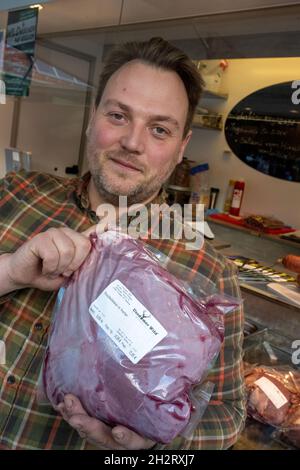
[55,394,155,450]
[5,227,92,292]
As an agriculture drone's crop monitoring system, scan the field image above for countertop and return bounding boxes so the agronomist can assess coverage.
[207,215,300,250]
[205,216,300,449]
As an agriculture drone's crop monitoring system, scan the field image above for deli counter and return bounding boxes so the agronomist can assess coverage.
[207,217,300,450]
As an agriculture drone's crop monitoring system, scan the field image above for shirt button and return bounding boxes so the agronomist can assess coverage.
[34,322,43,331]
[7,375,16,385]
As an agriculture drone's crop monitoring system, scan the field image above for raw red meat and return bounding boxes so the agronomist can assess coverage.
[245,365,300,427]
[42,232,227,443]
[282,404,300,448]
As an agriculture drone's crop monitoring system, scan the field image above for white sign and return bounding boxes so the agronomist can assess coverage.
[6,14,36,47]
[89,280,167,364]
[255,376,288,409]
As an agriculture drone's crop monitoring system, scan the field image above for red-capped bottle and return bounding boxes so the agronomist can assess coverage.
[229,179,245,217]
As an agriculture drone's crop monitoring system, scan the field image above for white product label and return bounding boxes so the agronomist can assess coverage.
[231,189,243,208]
[89,280,167,364]
[254,376,288,409]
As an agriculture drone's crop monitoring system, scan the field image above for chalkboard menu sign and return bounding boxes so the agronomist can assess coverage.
[225,81,300,182]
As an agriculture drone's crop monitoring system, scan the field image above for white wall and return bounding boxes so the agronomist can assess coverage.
[0,97,14,178]
[16,43,93,177]
[0,34,104,179]
[52,37,104,175]
[187,57,300,229]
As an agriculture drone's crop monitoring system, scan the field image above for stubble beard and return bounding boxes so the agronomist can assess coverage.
[89,149,176,207]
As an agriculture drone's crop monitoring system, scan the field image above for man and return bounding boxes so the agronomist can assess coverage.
[0,37,246,450]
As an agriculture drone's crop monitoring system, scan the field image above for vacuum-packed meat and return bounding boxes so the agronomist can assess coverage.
[42,232,234,443]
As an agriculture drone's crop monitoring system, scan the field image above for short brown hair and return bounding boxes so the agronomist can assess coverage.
[95,37,204,137]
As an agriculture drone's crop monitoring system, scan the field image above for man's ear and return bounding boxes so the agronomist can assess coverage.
[86,106,96,137]
[177,130,192,164]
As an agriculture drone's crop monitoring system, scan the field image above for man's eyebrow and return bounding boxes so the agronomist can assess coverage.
[151,115,180,129]
[103,99,130,112]
[103,99,180,129]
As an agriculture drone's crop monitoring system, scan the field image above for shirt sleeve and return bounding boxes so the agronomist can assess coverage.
[164,259,247,450]
[0,173,19,304]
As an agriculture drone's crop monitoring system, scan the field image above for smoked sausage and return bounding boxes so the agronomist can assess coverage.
[282,255,300,286]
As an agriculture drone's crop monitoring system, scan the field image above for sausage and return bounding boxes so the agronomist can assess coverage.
[282,255,300,273]
[282,255,300,286]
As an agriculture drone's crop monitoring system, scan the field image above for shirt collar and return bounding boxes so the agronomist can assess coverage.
[73,172,167,224]
[73,172,99,223]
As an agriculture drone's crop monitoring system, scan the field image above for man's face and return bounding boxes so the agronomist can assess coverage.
[87,60,192,205]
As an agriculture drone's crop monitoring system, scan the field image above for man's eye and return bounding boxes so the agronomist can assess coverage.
[152,126,169,137]
[108,112,125,122]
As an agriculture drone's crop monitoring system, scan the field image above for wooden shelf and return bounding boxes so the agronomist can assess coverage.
[193,88,227,130]
[192,113,223,131]
[207,215,300,249]
[192,121,222,131]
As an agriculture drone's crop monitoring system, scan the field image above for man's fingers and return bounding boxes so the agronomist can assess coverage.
[54,403,70,422]
[61,395,125,449]
[112,425,155,450]
[68,414,124,449]
[8,226,92,291]
[63,394,88,416]
[30,233,60,276]
[30,229,75,276]
[56,394,153,450]
[59,227,91,275]
[48,229,76,275]
[33,227,91,278]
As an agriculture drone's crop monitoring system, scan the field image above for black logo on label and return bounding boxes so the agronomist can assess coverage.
[133,307,150,326]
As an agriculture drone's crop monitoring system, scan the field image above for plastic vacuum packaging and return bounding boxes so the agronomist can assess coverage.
[279,403,300,448]
[244,364,300,447]
[40,231,241,443]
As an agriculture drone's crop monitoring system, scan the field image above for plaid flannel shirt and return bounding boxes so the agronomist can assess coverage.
[0,170,246,450]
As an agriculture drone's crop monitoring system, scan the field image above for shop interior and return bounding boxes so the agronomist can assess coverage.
[1,0,300,450]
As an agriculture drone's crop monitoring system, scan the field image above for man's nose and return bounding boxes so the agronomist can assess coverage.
[119,122,145,154]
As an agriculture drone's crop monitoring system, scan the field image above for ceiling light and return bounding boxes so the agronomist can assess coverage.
[30,4,44,10]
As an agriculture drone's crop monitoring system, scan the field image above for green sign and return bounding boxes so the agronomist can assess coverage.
[3,7,38,97]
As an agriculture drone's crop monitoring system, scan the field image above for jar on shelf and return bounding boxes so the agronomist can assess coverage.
[189,163,210,210]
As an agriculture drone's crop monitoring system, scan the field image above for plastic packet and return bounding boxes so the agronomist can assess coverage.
[38,230,241,444]
[244,363,300,447]
[180,380,215,440]
[277,402,300,448]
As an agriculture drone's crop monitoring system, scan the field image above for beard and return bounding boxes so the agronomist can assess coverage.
[89,148,177,207]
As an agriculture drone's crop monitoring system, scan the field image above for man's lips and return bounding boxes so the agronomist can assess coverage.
[110,158,142,172]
